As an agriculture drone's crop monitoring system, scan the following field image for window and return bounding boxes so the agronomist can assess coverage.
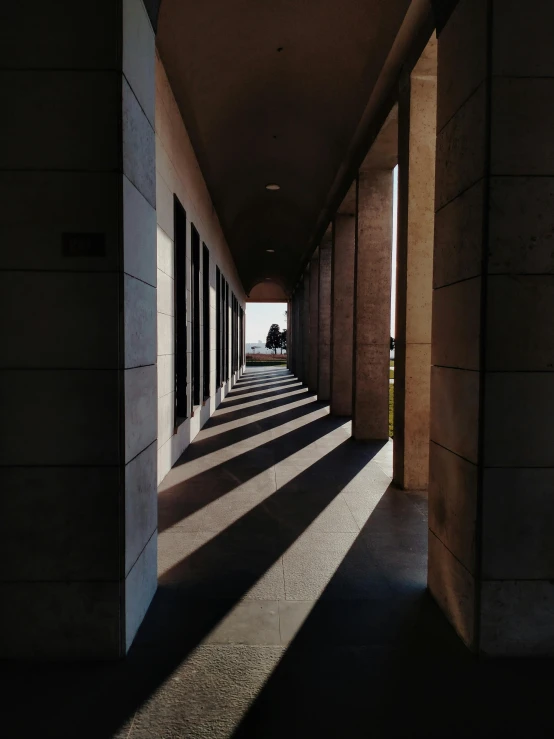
[225,280,230,380]
[232,294,238,374]
[239,305,244,367]
[221,275,227,383]
[221,277,225,385]
[173,195,188,423]
[216,265,221,387]
[202,243,210,400]
[191,224,201,407]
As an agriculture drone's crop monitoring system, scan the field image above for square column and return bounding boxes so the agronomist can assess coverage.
[330,207,356,416]
[308,249,320,393]
[302,267,311,384]
[289,293,296,375]
[0,0,157,658]
[294,282,304,382]
[294,294,301,376]
[429,0,554,655]
[318,228,333,401]
[353,170,393,440]
[286,299,292,370]
[394,38,437,487]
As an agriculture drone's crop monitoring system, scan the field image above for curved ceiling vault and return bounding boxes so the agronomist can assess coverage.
[157,0,411,294]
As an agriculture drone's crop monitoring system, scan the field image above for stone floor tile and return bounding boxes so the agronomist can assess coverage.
[190,491,277,532]
[259,486,359,534]
[284,529,360,554]
[278,600,315,643]
[278,598,419,646]
[283,531,390,601]
[342,490,393,528]
[128,645,285,739]
[7,369,554,739]
[157,530,200,577]
[159,539,286,600]
[205,600,281,645]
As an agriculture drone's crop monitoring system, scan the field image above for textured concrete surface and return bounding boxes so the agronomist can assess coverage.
[330,214,356,416]
[430,0,554,654]
[3,366,554,736]
[292,284,304,382]
[0,0,158,658]
[308,249,320,393]
[302,268,311,384]
[353,170,392,441]
[318,228,333,401]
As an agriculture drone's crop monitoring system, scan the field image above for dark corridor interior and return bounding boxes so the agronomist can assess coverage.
[3,368,554,738]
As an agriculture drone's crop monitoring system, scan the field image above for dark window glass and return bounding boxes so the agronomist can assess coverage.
[174,195,188,422]
[225,281,230,380]
[240,306,245,366]
[216,266,221,387]
[203,243,210,400]
[191,224,201,407]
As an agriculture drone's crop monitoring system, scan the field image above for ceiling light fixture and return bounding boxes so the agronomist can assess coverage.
[265,183,280,191]
[266,249,275,253]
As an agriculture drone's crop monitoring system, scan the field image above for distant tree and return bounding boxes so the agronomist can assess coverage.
[266,324,282,354]
[280,328,287,354]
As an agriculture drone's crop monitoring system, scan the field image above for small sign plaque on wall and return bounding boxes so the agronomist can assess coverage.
[62,233,106,258]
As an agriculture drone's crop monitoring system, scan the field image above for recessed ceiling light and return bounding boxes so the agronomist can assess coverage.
[265,277,271,280]
[266,249,275,253]
[265,183,280,191]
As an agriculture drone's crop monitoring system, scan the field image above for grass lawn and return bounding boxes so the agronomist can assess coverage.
[389,383,394,438]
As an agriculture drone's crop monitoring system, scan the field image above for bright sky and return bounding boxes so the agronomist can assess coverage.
[246,302,287,344]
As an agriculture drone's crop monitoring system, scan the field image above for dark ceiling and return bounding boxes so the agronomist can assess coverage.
[157,1,411,294]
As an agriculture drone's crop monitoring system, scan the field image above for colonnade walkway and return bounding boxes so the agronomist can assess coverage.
[4,367,554,737]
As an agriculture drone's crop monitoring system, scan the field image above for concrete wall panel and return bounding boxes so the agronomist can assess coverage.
[431,278,481,370]
[433,179,484,288]
[430,0,554,655]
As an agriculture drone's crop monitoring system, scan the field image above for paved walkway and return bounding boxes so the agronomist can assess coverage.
[3,367,554,737]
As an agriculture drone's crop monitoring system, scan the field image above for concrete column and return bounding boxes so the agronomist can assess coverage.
[287,293,296,374]
[430,0,554,656]
[294,283,304,381]
[318,227,333,401]
[394,38,437,488]
[353,170,393,440]
[296,288,302,379]
[308,248,320,392]
[0,0,157,659]
[330,195,356,416]
[302,267,310,384]
[286,299,292,370]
